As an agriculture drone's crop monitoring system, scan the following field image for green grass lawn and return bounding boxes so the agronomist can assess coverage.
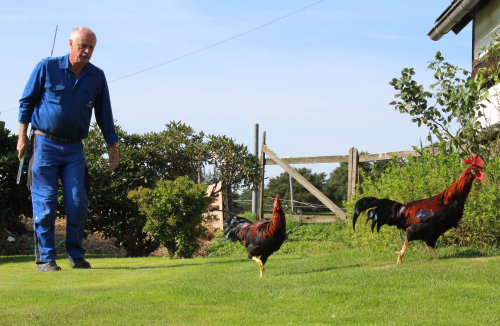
[1,248,499,325]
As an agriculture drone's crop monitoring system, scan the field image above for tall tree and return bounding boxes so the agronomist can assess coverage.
[204,134,260,213]
[264,168,327,212]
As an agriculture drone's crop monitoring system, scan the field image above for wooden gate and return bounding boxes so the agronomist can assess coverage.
[257,131,421,220]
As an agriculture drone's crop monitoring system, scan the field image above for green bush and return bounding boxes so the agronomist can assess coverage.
[84,122,206,256]
[129,176,214,258]
[0,126,31,234]
[389,36,500,159]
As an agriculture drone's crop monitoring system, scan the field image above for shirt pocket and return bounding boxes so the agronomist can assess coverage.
[47,84,65,104]
[82,89,95,111]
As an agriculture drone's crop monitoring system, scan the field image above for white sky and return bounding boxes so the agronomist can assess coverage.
[0,0,472,178]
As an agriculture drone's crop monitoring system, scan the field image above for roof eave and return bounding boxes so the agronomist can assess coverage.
[427,0,482,41]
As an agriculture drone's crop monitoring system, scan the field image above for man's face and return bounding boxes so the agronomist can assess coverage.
[69,30,96,66]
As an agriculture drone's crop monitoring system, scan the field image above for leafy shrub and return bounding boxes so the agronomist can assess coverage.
[84,122,206,256]
[389,36,500,160]
[286,221,346,242]
[0,126,31,234]
[129,176,214,258]
[205,134,261,192]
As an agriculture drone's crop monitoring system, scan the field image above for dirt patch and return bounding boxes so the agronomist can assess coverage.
[0,217,124,256]
[1,216,216,257]
[0,232,34,256]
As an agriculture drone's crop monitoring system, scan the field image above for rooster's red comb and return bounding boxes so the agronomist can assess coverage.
[274,194,281,208]
[464,154,484,168]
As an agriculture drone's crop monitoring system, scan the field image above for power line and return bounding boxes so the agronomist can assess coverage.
[0,107,18,114]
[109,0,325,82]
[1,0,325,113]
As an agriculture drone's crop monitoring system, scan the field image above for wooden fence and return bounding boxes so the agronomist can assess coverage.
[257,131,421,220]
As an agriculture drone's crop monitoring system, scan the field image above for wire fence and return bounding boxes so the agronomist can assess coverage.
[234,197,331,215]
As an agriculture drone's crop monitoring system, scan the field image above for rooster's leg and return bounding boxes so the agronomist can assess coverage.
[428,246,437,260]
[397,237,409,265]
[251,256,264,278]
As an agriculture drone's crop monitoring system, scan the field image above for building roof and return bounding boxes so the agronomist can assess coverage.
[427,0,489,41]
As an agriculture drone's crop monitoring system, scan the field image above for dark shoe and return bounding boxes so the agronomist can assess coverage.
[37,261,61,272]
[69,258,91,269]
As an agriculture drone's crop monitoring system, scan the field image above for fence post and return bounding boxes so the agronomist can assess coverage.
[347,147,359,202]
[257,131,266,220]
[289,175,295,214]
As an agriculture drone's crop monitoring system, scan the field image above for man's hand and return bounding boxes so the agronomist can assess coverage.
[108,142,119,171]
[17,123,29,161]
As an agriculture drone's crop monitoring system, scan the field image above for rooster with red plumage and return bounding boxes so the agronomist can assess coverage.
[353,154,484,264]
[223,194,286,278]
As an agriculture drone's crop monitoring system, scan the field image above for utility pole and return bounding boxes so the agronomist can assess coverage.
[252,123,259,214]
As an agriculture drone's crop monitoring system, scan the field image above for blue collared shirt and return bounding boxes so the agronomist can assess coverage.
[19,54,118,144]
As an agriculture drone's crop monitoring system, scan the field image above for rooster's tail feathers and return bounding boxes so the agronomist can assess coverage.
[352,197,402,232]
[222,217,252,242]
[353,197,378,230]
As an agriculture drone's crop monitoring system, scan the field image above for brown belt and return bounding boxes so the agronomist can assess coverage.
[34,130,79,143]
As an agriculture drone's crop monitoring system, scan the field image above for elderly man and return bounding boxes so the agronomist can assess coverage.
[17,27,119,272]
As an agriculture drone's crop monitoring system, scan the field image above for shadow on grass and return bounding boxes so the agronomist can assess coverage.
[438,248,494,260]
[93,264,201,270]
[0,254,128,265]
[205,258,248,265]
[0,254,260,269]
[0,255,34,264]
[277,263,364,276]
[92,256,250,270]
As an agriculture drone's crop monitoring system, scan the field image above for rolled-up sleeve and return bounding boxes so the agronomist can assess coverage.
[94,72,118,144]
[19,60,45,124]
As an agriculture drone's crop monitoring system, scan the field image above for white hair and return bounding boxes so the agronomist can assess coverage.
[70,27,96,41]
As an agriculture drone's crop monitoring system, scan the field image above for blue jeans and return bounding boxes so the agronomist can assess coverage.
[31,135,88,263]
